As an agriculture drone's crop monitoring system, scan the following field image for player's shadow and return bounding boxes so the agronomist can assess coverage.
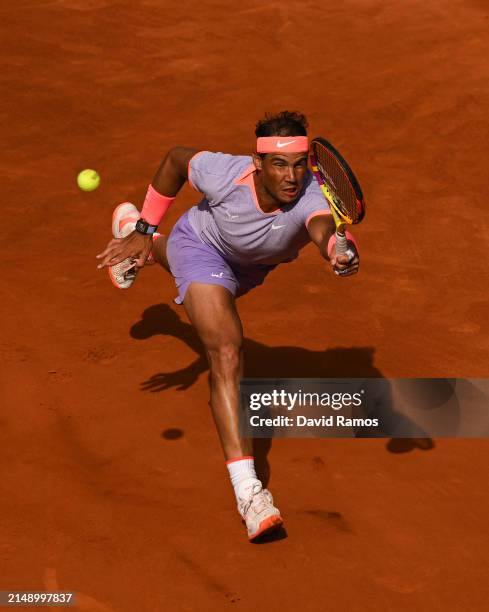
[130,304,434,485]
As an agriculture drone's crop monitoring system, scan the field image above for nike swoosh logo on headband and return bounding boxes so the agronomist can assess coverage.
[276,140,296,148]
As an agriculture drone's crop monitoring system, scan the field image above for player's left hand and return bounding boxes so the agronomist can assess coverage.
[96,231,153,269]
[330,240,359,277]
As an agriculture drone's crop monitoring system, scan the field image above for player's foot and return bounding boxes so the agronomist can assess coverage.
[108,202,141,289]
[238,481,283,541]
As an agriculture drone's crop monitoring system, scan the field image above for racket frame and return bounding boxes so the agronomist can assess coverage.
[309,136,365,258]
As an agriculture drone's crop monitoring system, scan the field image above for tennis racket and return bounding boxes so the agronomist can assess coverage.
[309,137,366,260]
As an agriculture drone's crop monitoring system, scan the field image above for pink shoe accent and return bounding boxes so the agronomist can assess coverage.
[108,203,140,289]
[108,266,120,289]
[248,514,283,541]
[120,215,139,232]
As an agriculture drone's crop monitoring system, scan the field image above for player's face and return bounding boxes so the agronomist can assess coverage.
[255,152,309,205]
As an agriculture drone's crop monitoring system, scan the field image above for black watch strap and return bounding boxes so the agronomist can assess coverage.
[135,218,158,235]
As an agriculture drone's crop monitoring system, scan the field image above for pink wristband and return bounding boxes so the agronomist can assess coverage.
[140,185,175,226]
[327,231,358,257]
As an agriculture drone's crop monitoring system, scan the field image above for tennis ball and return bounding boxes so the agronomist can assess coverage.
[77,169,100,192]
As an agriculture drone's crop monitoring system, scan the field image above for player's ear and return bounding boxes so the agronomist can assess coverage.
[252,152,263,171]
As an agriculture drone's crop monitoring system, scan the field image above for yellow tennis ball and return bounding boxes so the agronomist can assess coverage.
[77,169,100,192]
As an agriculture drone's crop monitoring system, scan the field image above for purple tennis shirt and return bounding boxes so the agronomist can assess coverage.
[187,152,331,266]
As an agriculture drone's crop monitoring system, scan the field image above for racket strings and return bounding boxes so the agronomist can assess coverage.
[315,146,359,221]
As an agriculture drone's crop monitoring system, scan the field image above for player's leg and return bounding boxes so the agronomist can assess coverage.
[183,282,282,539]
[151,234,171,273]
[183,282,247,459]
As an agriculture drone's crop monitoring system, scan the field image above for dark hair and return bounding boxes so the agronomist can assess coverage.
[255,110,308,137]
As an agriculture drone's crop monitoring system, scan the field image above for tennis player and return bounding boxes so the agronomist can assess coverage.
[96,111,359,540]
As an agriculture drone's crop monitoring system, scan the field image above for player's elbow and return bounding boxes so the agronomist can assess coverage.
[307,214,335,246]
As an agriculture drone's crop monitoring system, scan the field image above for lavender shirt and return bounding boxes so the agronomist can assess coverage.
[187,152,330,266]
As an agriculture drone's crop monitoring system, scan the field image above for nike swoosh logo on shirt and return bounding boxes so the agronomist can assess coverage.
[271,224,286,229]
[276,140,296,148]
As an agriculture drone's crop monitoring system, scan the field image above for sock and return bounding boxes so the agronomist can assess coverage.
[226,456,260,503]
[147,232,161,265]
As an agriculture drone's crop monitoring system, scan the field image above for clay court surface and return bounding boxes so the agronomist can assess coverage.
[2,0,489,609]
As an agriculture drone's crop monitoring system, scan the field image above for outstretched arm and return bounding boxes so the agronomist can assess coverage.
[151,146,199,196]
[96,147,199,269]
[307,214,359,276]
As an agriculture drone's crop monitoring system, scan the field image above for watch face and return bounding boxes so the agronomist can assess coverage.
[135,219,156,234]
[136,219,150,234]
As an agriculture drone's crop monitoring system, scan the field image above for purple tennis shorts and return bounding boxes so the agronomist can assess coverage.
[166,211,276,305]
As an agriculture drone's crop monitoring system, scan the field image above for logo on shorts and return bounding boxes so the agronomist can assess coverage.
[211,272,224,278]
[226,210,239,220]
[271,223,286,230]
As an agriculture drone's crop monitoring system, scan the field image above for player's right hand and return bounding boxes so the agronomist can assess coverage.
[330,240,359,277]
[96,231,153,269]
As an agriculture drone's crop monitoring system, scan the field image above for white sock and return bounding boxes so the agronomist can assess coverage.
[147,232,161,264]
[226,456,260,503]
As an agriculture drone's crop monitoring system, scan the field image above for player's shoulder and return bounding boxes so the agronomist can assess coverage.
[189,151,252,202]
[190,151,251,181]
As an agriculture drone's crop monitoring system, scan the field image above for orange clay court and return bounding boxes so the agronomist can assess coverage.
[1,0,489,610]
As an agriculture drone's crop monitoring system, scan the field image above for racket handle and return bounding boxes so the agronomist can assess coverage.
[335,231,348,257]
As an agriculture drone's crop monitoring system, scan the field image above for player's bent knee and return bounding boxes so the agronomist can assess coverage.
[207,343,242,373]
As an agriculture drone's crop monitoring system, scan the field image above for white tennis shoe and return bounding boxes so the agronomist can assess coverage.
[108,202,141,289]
[238,481,283,540]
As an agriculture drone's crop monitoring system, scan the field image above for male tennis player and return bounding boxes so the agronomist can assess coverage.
[96,111,359,540]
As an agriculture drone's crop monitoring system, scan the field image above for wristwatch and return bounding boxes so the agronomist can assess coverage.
[135,218,158,235]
